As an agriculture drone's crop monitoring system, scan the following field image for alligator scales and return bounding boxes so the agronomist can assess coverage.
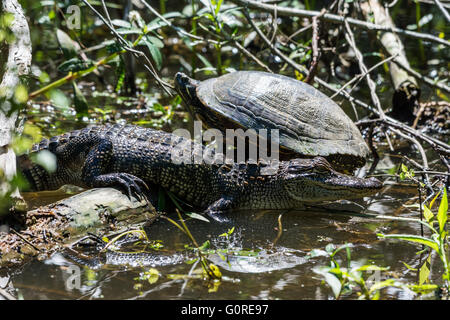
[18,124,382,222]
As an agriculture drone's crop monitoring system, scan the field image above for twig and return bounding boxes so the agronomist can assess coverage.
[269,3,278,44]
[10,228,42,252]
[272,213,284,246]
[357,118,450,155]
[232,40,273,73]
[285,24,312,44]
[242,4,450,176]
[389,128,432,192]
[0,287,16,300]
[367,123,380,175]
[330,54,398,99]
[137,0,203,41]
[242,9,309,76]
[343,19,385,119]
[420,0,450,9]
[305,11,324,84]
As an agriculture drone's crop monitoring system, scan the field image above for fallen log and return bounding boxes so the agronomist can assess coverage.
[0,188,155,269]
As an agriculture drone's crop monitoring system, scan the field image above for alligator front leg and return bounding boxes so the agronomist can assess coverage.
[82,140,151,202]
[57,136,152,204]
[205,196,234,223]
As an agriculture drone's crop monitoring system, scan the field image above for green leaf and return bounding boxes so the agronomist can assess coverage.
[356,265,388,272]
[116,27,142,35]
[142,36,162,70]
[429,190,441,209]
[111,19,132,28]
[368,279,397,294]
[217,252,226,261]
[56,29,79,58]
[423,205,434,224]
[195,53,213,69]
[324,273,342,299]
[401,163,408,173]
[437,189,448,234]
[146,36,164,48]
[419,255,431,285]
[72,81,88,116]
[185,212,210,223]
[199,240,211,251]
[58,58,94,73]
[378,233,440,252]
[401,261,417,271]
[48,89,70,109]
[215,0,224,15]
[30,150,57,173]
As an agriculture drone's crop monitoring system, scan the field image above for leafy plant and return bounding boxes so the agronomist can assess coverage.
[378,188,449,287]
[311,244,390,299]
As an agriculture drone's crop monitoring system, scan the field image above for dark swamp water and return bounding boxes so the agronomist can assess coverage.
[1,0,449,300]
[5,186,443,300]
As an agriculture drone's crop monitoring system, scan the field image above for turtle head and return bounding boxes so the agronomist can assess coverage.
[282,157,382,202]
[174,72,200,107]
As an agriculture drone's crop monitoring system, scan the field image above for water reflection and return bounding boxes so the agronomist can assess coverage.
[7,186,440,300]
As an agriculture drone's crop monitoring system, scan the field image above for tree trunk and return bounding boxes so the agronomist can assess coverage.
[360,0,420,123]
[0,0,32,209]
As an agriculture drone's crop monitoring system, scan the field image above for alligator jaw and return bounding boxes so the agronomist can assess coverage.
[283,157,383,202]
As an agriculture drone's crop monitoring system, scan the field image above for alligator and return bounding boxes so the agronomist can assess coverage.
[17,124,382,222]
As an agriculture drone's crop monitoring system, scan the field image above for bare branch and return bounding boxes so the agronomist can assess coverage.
[433,0,450,23]
[229,0,450,47]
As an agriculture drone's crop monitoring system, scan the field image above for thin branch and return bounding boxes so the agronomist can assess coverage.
[433,0,450,23]
[330,54,398,99]
[137,0,203,41]
[343,19,385,119]
[80,0,173,94]
[230,0,450,47]
[391,58,450,94]
[232,40,273,73]
[242,9,309,75]
[305,11,324,84]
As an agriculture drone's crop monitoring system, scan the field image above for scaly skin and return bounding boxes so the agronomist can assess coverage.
[18,124,382,222]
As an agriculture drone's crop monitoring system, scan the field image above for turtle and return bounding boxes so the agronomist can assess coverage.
[174,71,370,173]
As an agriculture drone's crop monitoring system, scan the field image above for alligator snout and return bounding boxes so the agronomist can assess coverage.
[364,177,383,190]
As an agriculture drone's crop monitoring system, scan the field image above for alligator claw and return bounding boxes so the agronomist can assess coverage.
[90,173,153,209]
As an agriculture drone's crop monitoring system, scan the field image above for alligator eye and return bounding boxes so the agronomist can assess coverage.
[313,162,331,174]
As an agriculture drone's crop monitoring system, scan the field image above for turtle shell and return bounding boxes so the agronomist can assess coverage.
[193,71,370,170]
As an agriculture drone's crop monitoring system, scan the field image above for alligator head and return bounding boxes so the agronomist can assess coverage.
[281,157,382,202]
